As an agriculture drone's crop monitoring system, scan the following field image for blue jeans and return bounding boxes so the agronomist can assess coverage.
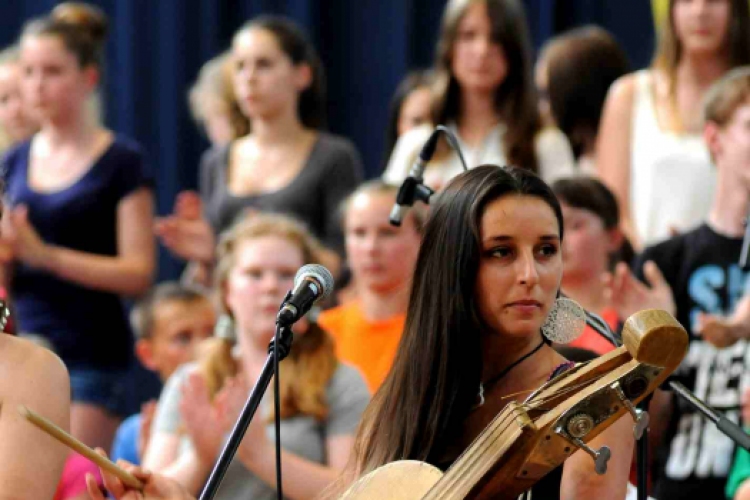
[69,367,131,418]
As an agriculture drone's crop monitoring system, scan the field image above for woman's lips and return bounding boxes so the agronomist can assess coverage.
[506,300,542,314]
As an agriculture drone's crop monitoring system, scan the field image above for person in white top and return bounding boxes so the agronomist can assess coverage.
[597,0,750,249]
[383,0,575,190]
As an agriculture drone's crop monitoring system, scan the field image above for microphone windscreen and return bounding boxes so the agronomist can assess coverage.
[294,264,334,300]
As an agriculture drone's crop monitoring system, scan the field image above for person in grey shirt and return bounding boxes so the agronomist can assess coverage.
[155,16,363,284]
[143,212,369,499]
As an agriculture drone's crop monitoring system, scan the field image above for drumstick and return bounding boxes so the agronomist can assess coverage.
[18,404,144,490]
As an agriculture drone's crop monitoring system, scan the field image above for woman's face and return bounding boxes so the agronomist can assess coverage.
[560,203,616,285]
[673,0,731,57]
[225,235,304,345]
[475,195,562,338]
[232,28,309,122]
[20,35,93,123]
[345,191,421,294]
[0,62,37,143]
[451,1,508,95]
[710,103,750,186]
[397,86,433,137]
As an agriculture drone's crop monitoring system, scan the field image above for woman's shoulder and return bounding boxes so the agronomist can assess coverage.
[313,132,362,164]
[1,139,32,177]
[0,335,70,417]
[108,134,148,162]
[200,141,232,166]
[606,71,646,109]
[327,361,369,396]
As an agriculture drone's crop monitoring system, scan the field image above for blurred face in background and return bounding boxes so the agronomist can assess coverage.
[451,1,508,95]
[139,298,216,382]
[345,191,421,294]
[706,102,750,187]
[673,0,731,57]
[0,61,38,143]
[19,35,96,123]
[225,235,304,347]
[397,86,433,136]
[231,27,311,123]
[560,202,620,285]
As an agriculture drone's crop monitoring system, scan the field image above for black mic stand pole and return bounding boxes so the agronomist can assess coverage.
[636,397,651,500]
[198,295,294,500]
[670,381,750,450]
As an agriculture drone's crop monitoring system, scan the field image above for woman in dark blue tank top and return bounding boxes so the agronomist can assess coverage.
[1,5,155,453]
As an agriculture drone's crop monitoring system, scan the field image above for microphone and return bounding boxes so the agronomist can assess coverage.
[276,264,334,326]
[389,128,441,226]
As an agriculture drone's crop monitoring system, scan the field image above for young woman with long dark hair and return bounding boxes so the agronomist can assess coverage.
[383,0,575,190]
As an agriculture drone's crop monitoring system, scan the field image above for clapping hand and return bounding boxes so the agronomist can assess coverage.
[154,191,215,263]
[0,205,52,269]
[214,375,271,464]
[603,261,676,320]
[179,371,225,467]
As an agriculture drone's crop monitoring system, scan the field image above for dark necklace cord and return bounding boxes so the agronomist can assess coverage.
[476,338,546,407]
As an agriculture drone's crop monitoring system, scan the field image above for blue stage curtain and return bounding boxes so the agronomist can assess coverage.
[0,0,654,282]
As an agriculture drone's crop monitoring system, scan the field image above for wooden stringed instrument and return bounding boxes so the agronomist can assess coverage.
[339,309,688,500]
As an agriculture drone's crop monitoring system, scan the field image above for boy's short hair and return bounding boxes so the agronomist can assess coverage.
[703,66,750,128]
[130,282,209,340]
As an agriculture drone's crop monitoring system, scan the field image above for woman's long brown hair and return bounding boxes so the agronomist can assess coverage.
[432,0,541,172]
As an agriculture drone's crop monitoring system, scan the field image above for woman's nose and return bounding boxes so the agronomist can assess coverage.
[517,250,540,286]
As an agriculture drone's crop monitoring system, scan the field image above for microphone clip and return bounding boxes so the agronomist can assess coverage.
[389,177,434,227]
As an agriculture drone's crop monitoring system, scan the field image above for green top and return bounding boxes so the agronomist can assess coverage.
[726,429,750,499]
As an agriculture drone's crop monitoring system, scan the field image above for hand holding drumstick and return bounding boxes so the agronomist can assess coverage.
[18,404,192,499]
[86,455,193,500]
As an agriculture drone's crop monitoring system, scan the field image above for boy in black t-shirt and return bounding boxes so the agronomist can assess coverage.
[605,68,750,500]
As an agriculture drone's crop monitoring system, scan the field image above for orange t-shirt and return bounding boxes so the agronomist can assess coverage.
[567,308,619,355]
[318,302,405,393]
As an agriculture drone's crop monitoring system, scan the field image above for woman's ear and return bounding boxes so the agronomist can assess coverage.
[606,227,625,253]
[293,63,313,92]
[82,65,100,92]
[703,121,722,163]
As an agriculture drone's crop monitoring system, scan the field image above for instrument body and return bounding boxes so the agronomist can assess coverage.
[340,310,688,500]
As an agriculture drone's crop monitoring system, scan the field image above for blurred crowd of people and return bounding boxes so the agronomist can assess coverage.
[2,1,750,499]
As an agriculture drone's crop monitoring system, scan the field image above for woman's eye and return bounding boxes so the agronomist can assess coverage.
[279,270,296,281]
[538,244,558,257]
[245,269,263,279]
[491,247,512,258]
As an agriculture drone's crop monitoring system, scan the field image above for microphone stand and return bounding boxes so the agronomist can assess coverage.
[670,381,750,451]
[198,294,294,500]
